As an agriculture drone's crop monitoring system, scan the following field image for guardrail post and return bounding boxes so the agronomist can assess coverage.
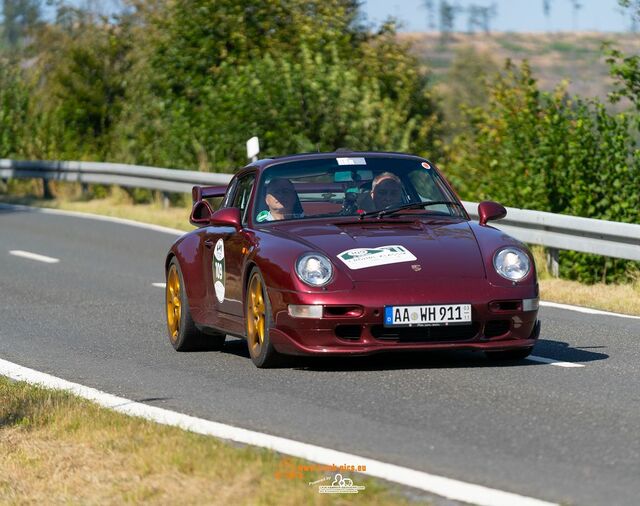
[546,248,560,277]
[162,191,170,209]
[42,178,54,199]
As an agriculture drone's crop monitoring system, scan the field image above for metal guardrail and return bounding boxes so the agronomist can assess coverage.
[1,159,639,264]
[461,201,640,272]
[0,159,230,193]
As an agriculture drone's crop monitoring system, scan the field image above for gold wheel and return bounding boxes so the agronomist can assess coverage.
[166,263,181,342]
[246,273,266,357]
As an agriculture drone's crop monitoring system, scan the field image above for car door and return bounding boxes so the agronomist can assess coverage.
[202,172,256,320]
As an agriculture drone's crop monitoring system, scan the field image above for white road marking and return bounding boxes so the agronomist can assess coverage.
[527,355,585,368]
[0,357,557,506]
[152,282,166,288]
[9,250,60,264]
[540,301,640,320]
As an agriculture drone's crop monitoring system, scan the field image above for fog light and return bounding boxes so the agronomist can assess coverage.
[523,298,539,311]
[288,304,323,318]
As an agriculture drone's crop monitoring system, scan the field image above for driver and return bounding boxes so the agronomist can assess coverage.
[257,178,303,222]
[370,172,404,209]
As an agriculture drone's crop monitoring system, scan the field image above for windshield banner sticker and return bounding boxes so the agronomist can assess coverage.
[337,245,417,270]
[336,157,367,166]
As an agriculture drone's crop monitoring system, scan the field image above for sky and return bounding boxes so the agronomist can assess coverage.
[37,0,635,33]
[362,0,634,32]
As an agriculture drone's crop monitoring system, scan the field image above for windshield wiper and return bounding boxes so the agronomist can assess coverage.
[358,201,466,220]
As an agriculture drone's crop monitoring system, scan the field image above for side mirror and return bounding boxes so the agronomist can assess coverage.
[478,201,507,226]
[209,207,242,230]
[190,200,214,226]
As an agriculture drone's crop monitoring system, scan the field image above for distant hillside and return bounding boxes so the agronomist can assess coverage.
[402,32,640,102]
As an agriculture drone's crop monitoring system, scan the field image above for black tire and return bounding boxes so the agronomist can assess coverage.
[485,346,534,361]
[245,269,283,368]
[166,257,225,351]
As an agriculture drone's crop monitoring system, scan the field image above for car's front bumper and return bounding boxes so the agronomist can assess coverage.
[267,279,540,356]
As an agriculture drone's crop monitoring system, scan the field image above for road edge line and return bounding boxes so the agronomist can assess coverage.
[539,300,640,320]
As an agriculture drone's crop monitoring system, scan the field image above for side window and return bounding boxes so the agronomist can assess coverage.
[231,174,256,224]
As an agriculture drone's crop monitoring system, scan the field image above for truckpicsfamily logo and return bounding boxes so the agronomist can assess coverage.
[273,457,367,494]
[318,473,366,494]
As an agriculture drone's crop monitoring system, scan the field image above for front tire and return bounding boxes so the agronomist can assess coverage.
[245,269,283,368]
[166,258,225,351]
[485,346,534,361]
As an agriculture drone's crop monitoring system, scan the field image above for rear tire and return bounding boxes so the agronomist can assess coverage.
[166,257,225,351]
[245,269,283,368]
[485,346,534,361]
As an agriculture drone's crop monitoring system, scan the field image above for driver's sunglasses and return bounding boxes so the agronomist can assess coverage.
[271,188,296,197]
[375,189,402,197]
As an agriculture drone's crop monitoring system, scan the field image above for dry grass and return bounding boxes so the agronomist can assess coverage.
[530,246,640,316]
[539,278,640,316]
[0,182,193,232]
[0,377,417,505]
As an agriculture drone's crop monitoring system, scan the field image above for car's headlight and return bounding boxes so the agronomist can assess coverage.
[295,253,333,287]
[493,247,531,281]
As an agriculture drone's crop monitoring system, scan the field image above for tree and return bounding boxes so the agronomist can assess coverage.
[423,0,436,30]
[440,47,498,137]
[114,1,441,170]
[569,0,582,30]
[466,3,497,33]
[618,0,640,31]
[0,60,29,156]
[29,5,134,157]
[1,0,41,47]
[439,1,461,42]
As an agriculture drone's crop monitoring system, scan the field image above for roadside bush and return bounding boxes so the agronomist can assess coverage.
[0,60,29,157]
[446,61,640,283]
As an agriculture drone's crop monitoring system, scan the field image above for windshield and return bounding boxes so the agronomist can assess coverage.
[254,156,465,223]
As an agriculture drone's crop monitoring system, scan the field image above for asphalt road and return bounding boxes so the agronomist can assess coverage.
[1,204,639,505]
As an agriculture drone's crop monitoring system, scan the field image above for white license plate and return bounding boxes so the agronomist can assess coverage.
[384,304,472,327]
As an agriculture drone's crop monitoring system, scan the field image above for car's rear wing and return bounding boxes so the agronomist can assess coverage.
[192,185,227,204]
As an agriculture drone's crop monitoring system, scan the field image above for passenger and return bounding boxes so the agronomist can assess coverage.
[256,178,303,222]
[370,172,404,210]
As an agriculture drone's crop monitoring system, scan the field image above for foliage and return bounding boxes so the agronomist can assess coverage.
[28,7,134,158]
[0,60,29,157]
[113,3,440,170]
[439,46,499,138]
[605,45,640,120]
[445,61,640,283]
[1,0,42,47]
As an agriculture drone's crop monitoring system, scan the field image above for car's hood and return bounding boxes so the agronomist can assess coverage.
[270,218,486,281]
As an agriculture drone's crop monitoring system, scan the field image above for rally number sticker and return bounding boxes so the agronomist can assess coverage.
[213,238,225,303]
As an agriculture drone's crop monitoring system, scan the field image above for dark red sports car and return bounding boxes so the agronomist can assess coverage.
[165,152,540,367]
